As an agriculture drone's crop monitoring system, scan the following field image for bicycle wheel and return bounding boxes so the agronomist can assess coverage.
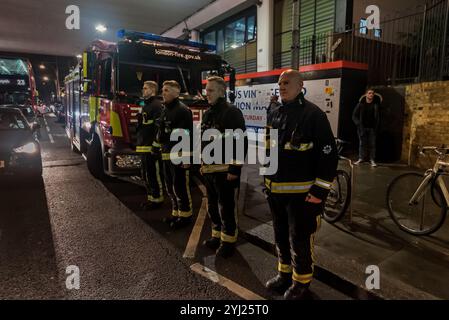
[323,170,351,223]
[386,172,447,235]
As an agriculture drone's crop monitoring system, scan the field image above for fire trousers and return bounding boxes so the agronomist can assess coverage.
[204,173,239,243]
[163,160,192,218]
[266,192,323,285]
[141,154,164,203]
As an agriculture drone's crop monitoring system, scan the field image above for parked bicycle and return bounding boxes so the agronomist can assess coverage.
[323,139,353,223]
[386,146,449,235]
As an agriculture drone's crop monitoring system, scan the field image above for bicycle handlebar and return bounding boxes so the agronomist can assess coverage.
[419,145,449,156]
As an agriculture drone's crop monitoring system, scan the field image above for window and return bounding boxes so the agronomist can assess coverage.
[99,58,112,96]
[204,31,216,46]
[225,18,246,50]
[359,18,368,35]
[247,16,256,41]
[217,29,224,54]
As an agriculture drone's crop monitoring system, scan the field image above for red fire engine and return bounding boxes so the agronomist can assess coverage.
[64,30,235,179]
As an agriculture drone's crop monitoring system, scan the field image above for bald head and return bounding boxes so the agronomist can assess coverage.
[278,69,304,103]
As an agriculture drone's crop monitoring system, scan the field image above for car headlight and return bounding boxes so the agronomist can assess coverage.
[13,142,38,154]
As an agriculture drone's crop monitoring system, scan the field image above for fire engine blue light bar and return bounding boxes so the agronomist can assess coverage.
[117,29,216,52]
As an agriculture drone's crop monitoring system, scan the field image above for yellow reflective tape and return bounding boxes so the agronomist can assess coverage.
[315,178,333,190]
[162,153,171,160]
[265,180,314,194]
[110,110,123,137]
[142,119,154,125]
[148,195,164,203]
[83,52,88,91]
[201,164,230,174]
[284,142,314,151]
[178,210,192,218]
[221,230,238,243]
[136,146,152,153]
[278,263,293,274]
[212,229,221,239]
[152,142,161,148]
[171,210,179,217]
[292,271,313,284]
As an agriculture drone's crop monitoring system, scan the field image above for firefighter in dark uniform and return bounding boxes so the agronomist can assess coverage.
[136,81,164,209]
[153,80,193,229]
[264,70,338,300]
[200,76,247,258]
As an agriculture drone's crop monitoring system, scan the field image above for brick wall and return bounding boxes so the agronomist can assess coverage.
[401,80,449,168]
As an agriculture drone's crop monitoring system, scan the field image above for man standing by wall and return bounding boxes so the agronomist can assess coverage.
[352,88,381,167]
[200,76,247,258]
[137,81,164,209]
[153,80,193,229]
[264,70,337,300]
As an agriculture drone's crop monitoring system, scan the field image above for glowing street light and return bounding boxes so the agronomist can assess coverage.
[95,24,107,33]
[76,54,82,59]
[39,64,46,69]
[42,76,49,81]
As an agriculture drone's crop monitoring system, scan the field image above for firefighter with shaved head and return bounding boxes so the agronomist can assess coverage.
[264,70,338,299]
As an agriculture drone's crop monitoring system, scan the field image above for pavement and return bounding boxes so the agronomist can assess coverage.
[238,161,449,300]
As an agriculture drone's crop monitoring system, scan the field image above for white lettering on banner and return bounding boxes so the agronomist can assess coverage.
[66,265,80,290]
[233,79,341,136]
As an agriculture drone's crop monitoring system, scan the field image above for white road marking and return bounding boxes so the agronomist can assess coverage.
[183,198,207,259]
[190,263,265,300]
[43,116,54,144]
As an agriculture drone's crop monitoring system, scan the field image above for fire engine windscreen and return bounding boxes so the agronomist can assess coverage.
[118,62,192,97]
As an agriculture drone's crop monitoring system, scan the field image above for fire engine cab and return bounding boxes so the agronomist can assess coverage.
[64,30,235,179]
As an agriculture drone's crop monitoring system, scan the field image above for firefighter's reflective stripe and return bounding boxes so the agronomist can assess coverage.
[293,271,313,284]
[89,96,99,122]
[278,263,293,274]
[264,178,314,194]
[221,229,238,243]
[142,113,154,125]
[171,210,179,217]
[147,194,164,203]
[152,142,161,148]
[284,142,314,151]
[110,110,123,137]
[212,229,221,239]
[314,178,333,190]
[201,164,230,173]
[161,152,192,161]
[136,146,152,153]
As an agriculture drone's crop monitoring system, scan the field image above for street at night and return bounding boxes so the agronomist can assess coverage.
[1,0,449,313]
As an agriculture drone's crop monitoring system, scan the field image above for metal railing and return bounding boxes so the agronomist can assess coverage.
[274,0,449,85]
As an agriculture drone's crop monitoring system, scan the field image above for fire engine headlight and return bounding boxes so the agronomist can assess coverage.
[13,142,38,154]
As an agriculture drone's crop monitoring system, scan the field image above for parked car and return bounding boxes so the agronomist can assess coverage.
[0,107,42,178]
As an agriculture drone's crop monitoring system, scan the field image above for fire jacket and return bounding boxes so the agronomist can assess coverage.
[153,98,193,163]
[136,96,163,153]
[200,97,247,176]
[264,93,338,200]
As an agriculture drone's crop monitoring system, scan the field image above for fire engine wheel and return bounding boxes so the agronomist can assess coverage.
[87,135,107,180]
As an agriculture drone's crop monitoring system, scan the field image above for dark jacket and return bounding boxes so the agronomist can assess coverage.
[200,97,247,176]
[265,93,338,200]
[352,94,381,131]
[136,96,163,149]
[153,98,193,162]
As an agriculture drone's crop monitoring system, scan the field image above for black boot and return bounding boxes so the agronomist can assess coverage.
[140,201,162,210]
[163,216,178,225]
[265,272,292,295]
[284,281,311,300]
[203,237,221,250]
[170,216,192,229]
[216,242,235,258]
